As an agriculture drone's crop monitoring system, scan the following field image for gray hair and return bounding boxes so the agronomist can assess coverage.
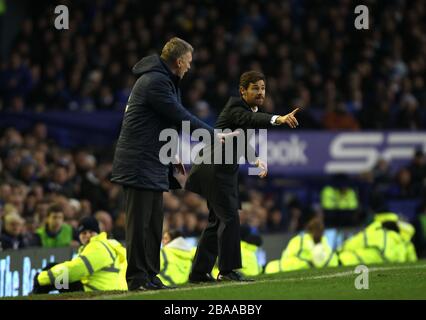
[160,37,194,64]
[4,213,24,226]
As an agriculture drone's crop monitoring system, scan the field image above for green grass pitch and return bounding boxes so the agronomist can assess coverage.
[9,261,426,300]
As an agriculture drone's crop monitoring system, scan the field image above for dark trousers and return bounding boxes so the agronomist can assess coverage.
[123,187,164,290]
[191,200,242,275]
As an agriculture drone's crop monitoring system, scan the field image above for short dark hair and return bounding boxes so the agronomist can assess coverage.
[167,229,183,241]
[47,203,64,216]
[160,37,193,64]
[382,221,400,233]
[305,216,324,236]
[239,71,266,89]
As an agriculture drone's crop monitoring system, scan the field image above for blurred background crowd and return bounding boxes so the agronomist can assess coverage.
[0,0,425,129]
[1,124,426,255]
[0,0,426,257]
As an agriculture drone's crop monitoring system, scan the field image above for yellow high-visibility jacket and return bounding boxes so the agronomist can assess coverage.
[158,237,195,286]
[370,212,417,262]
[264,260,281,274]
[338,224,407,266]
[239,241,262,277]
[0,0,6,15]
[321,186,358,210]
[372,212,399,223]
[265,233,338,274]
[38,232,128,292]
[398,221,417,262]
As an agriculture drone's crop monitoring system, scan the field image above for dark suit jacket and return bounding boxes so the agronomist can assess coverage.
[111,55,214,191]
[185,96,274,209]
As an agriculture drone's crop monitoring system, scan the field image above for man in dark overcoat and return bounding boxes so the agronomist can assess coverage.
[111,38,232,290]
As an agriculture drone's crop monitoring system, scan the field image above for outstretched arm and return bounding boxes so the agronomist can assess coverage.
[148,78,239,144]
[252,107,300,178]
[274,108,300,128]
[148,77,215,134]
[37,242,113,286]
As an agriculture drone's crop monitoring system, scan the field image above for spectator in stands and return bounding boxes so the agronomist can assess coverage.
[361,158,394,205]
[0,213,30,250]
[23,189,39,217]
[75,151,102,206]
[0,52,33,107]
[95,210,113,237]
[322,101,360,131]
[193,100,215,127]
[182,212,199,238]
[45,165,76,197]
[396,94,422,129]
[407,149,426,193]
[285,198,304,233]
[34,203,77,248]
[18,158,38,184]
[267,207,286,233]
[387,168,418,199]
[0,182,11,206]
[32,200,49,226]
[112,211,126,241]
[371,158,393,192]
[67,198,83,228]
[0,0,423,133]
[168,211,185,233]
[320,174,360,227]
[31,123,48,142]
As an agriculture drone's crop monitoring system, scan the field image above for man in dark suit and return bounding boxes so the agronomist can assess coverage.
[186,71,299,282]
[111,38,233,291]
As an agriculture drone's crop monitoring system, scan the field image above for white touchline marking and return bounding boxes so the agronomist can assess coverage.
[88,264,426,300]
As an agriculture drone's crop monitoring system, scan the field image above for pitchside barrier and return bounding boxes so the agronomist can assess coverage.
[1,112,425,175]
[0,227,358,298]
[0,247,74,297]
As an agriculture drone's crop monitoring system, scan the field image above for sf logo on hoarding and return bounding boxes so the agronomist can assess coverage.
[54,5,69,30]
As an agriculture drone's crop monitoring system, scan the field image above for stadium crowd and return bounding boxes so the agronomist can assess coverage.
[0,0,425,258]
[0,0,425,130]
[0,124,426,257]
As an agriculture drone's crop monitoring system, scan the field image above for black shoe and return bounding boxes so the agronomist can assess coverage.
[151,276,176,289]
[217,271,254,282]
[189,272,216,284]
[129,280,161,291]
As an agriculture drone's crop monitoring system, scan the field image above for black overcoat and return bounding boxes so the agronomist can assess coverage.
[111,55,214,191]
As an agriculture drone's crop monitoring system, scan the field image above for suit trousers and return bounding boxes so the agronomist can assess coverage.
[123,186,164,290]
[191,199,242,275]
